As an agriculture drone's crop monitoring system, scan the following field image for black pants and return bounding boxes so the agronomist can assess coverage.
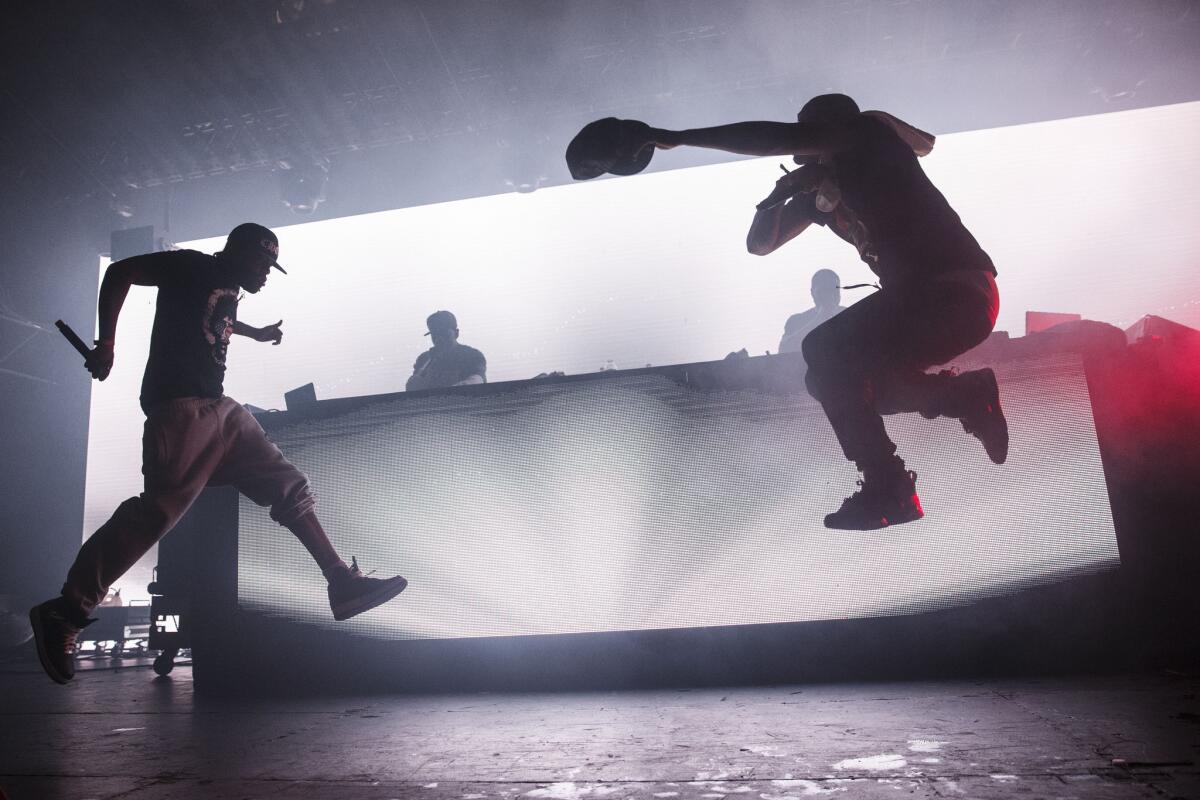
[801,270,999,472]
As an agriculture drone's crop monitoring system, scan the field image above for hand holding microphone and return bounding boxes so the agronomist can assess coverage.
[756,163,828,211]
[56,320,114,381]
[87,340,115,380]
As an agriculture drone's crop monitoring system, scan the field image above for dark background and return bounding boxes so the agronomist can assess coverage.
[2,0,1199,610]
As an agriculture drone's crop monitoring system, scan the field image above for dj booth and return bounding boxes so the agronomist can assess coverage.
[156,344,1132,693]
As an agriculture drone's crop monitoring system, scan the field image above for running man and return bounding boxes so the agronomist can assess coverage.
[31,223,408,684]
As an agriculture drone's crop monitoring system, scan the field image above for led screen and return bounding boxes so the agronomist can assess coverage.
[83,101,1200,605]
[238,353,1117,639]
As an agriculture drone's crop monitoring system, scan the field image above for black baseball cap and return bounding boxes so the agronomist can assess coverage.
[565,118,655,180]
[225,223,287,274]
[424,310,457,335]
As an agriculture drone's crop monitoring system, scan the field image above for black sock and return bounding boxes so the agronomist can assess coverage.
[860,455,907,484]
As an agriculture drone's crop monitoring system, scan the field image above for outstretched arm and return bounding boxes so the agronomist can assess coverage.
[650,121,846,159]
[233,319,283,345]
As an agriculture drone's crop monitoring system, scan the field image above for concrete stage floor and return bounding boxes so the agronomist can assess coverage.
[1,664,1197,799]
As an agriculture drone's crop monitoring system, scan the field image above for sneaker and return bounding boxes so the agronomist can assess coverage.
[29,599,95,684]
[824,470,924,530]
[326,557,408,621]
[959,368,1008,464]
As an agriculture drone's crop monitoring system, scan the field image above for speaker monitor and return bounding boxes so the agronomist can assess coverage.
[110,226,156,263]
[284,383,317,411]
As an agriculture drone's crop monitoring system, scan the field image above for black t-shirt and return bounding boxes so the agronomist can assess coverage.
[136,250,242,412]
[407,343,487,391]
[808,115,995,287]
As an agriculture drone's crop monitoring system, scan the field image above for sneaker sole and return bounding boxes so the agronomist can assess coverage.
[824,487,925,531]
[824,516,888,531]
[824,508,925,531]
[331,576,408,621]
[28,606,70,685]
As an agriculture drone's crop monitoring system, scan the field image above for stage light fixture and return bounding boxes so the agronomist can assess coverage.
[278,161,328,214]
[498,131,550,193]
[504,172,548,194]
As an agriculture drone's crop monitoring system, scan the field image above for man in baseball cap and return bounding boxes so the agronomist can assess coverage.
[224,222,287,274]
[406,310,487,391]
[594,94,1007,531]
[29,220,408,685]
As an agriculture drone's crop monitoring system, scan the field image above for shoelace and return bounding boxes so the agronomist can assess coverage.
[839,479,872,509]
[49,610,84,654]
[844,470,916,508]
[348,556,376,578]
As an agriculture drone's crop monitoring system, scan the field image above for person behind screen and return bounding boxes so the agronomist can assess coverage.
[778,268,845,355]
[628,93,1009,530]
[29,223,408,686]
[405,310,487,391]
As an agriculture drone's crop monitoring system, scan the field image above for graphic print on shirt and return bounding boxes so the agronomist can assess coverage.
[202,288,240,367]
[830,193,879,265]
[814,164,878,267]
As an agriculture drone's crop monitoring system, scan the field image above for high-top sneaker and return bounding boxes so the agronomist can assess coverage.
[958,368,1008,464]
[326,557,408,621]
[824,468,924,530]
[29,599,95,684]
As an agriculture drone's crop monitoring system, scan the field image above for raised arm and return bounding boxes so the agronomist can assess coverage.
[405,352,432,392]
[746,197,816,256]
[746,164,826,256]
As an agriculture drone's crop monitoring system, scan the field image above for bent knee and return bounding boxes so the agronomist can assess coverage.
[801,328,838,377]
[803,368,824,401]
[269,481,316,528]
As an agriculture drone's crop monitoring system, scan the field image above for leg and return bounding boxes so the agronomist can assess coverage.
[802,288,909,474]
[34,399,227,683]
[801,273,998,528]
[208,398,340,570]
[63,400,230,617]
[804,276,997,466]
[211,399,407,619]
[872,272,1007,463]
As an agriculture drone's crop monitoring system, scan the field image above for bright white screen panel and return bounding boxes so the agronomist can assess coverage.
[238,353,1117,639]
[84,101,1200,602]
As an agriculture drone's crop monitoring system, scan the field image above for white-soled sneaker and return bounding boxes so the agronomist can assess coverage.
[326,557,407,621]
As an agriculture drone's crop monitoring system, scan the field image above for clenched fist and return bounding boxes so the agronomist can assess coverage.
[87,341,114,381]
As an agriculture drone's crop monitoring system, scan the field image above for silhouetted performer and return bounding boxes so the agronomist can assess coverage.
[30,223,407,685]
[778,268,845,355]
[406,310,487,391]
[639,94,1008,529]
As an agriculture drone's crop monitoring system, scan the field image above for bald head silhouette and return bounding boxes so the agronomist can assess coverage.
[811,268,841,311]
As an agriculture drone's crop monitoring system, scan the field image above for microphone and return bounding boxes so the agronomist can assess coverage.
[55,320,92,360]
[756,163,826,211]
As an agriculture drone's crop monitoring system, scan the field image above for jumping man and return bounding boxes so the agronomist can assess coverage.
[634,94,1008,530]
